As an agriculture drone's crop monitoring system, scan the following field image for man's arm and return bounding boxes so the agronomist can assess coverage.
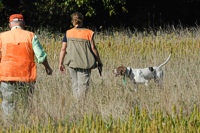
[42,57,53,75]
[32,34,53,75]
[91,38,102,65]
[91,37,103,76]
[59,42,67,72]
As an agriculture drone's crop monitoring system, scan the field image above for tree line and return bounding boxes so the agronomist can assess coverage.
[0,0,200,33]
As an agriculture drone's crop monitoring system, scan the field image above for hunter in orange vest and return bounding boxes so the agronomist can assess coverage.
[59,12,103,101]
[0,14,53,122]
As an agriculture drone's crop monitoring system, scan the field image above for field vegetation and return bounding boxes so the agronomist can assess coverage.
[1,27,200,132]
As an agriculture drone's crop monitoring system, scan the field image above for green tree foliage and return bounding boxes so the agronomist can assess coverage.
[0,0,127,32]
[102,0,127,16]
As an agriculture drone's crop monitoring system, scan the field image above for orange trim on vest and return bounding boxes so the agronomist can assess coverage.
[0,28,36,82]
[66,28,94,40]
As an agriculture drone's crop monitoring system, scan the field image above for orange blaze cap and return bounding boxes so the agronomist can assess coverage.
[9,14,24,22]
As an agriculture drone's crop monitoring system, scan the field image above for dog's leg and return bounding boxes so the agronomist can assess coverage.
[158,79,164,88]
[132,81,138,93]
[129,76,138,92]
[145,81,149,87]
[134,83,138,93]
[154,70,164,88]
[154,78,163,88]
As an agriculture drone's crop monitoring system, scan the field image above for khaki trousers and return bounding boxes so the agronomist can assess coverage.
[0,81,34,123]
[68,67,91,101]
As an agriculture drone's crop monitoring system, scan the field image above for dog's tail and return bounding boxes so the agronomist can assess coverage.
[158,53,172,68]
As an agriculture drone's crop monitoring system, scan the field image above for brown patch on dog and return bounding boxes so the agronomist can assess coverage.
[113,66,127,76]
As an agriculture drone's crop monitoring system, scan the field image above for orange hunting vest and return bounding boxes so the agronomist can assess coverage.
[0,28,36,82]
[66,28,96,69]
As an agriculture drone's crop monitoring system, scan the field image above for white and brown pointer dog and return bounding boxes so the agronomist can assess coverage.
[113,53,172,88]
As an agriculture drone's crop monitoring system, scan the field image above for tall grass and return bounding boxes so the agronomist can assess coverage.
[1,27,200,132]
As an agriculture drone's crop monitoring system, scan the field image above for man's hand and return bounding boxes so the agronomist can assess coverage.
[59,64,66,73]
[42,58,53,75]
[45,67,53,75]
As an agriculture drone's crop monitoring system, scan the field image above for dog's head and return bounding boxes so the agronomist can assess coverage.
[113,66,127,76]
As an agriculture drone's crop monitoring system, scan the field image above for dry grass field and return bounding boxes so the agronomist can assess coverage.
[1,27,200,132]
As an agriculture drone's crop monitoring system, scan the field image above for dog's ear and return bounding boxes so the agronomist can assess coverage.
[122,66,126,74]
[119,66,126,75]
[117,66,124,75]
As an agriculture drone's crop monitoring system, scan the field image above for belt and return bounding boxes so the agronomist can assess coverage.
[2,81,17,85]
[73,68,91,72]
[2,81,35,85]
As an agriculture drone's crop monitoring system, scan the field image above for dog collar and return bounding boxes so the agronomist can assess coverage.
[123,68,132,85]
[127,68,132,77]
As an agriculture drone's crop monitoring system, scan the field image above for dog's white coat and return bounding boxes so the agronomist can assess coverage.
[113,53,172,87]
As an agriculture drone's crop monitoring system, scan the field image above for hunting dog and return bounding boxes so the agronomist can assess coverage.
[113,53,172,89]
